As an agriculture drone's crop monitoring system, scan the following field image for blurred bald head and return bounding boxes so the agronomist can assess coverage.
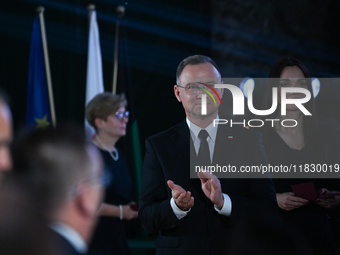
[12,124,103,217]
[11,124,104,244]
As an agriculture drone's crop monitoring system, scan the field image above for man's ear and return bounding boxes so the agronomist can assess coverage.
[218,80,224,99]
[219,87,224,99]
[174,85,182,102]
[94,118,104,130]
[76,184,98,217]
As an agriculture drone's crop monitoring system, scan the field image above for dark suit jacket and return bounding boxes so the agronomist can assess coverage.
[51,230,82,255]
[139,120,277,255]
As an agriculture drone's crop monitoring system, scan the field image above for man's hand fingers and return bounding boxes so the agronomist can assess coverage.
[167,180,175,190]
[197,171,205,179]
[209,178,220,190]
[182,192,191,203]
[187,197,194,207]
[199,176,208,185]
[197,171,217,180]
[175,191,195,210]
[178,193,186,200]
[168,180,181,199]
[178,192,191,203]
[167,180,185,193]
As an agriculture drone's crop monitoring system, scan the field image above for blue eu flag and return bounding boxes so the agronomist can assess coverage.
[26,16,50,129]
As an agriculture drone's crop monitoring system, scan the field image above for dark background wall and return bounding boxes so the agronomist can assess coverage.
[211,0,340,122]
[1,0,340,152]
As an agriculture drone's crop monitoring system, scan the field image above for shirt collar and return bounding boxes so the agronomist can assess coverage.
[49,222,87,254]
[186,116,219,142]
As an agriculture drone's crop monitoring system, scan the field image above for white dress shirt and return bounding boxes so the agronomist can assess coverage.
[49,222,87,254]
[170,117,232,219]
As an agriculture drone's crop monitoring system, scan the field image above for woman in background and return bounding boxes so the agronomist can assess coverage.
[86,92,138,255]
[262,57,340,255]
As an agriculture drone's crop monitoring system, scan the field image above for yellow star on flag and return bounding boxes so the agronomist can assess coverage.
[35,115,50,129]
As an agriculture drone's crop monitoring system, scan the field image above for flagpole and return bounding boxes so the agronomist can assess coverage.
[88,4,95,25]
[85,4,104,140]
[112,6,125,94]
[37,6,56,128]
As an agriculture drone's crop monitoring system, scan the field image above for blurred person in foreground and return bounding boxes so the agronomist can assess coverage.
[86,93,138,255]
[0,177,61,255]
[11,125,104,255]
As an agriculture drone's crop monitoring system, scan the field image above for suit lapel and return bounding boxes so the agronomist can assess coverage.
[170,120,205,198]
[171,120,190,171]
[212,124,235,164]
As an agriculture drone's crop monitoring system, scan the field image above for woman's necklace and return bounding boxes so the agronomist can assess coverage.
[95,136,119,161]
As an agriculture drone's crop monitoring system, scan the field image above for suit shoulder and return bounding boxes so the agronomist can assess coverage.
[146,121,185,143]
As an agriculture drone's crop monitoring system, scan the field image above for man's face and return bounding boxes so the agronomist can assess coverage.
[0,102,12,176]
[174,63,223,120]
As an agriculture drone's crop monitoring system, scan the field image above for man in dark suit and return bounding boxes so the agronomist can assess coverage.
[0,178,61,255]
[12,126,104,255]
[139,55,277,254]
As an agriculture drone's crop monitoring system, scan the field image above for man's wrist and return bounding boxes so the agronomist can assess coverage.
[216,195,224,210]
[170,198,191,219]
[214,194,232,216]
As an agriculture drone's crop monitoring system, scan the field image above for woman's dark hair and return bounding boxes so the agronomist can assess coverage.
[268,57,311,79]
[262,57,325,161]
